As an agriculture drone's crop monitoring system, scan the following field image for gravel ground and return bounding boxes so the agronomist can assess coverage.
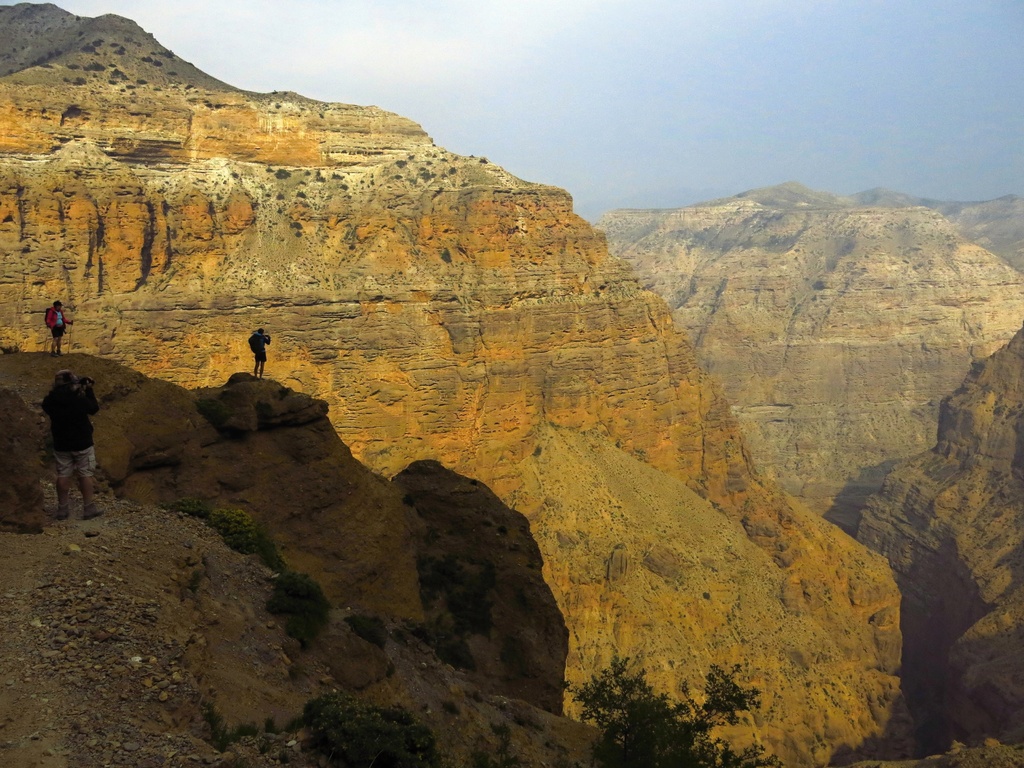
[0,487,327,768]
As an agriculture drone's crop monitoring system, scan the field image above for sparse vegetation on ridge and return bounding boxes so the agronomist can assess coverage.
[165,498,329,646]
[165,498,283,571]
[345,613,388,648]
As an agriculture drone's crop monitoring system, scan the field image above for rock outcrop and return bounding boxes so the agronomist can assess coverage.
[0,351,574,724]
[599,183,1024,526]
[395,460,569,715]
[0,351,424,622]
[859,324,1024,751]
[0,8,913,763]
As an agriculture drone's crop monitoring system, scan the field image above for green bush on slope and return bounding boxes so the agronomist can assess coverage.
[303,692,440,768]
[167,498,328,646]
[267,570,330,647]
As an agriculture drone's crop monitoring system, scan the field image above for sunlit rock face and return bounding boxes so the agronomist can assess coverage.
[599,183,1024,528]
[859,324,1024,752]
[0,7,913,763]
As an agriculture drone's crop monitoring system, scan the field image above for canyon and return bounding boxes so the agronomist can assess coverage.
[859,323,1024,754]
[5,3,1023,766]
[598,184,1024,529]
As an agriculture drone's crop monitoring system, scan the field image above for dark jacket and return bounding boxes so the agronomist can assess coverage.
[42,384,98,452]
[249,332,270,355]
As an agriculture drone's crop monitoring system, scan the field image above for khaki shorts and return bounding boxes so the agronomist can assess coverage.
[54,446,96,478]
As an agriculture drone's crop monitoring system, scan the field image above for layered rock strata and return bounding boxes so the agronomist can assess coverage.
[859,325,1024,751]
[0,8,912,763]
[599,183,1024,525]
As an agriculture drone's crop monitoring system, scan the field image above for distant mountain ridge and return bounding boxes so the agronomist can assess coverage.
[614,181,1024,268]
[599,182,1024,523]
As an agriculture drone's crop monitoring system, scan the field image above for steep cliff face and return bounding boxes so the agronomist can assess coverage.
[0,8,912,763]
[599,183,1024,526]
[859,325,1024,751]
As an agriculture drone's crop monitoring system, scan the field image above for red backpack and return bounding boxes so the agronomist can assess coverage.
[45,307,59,328]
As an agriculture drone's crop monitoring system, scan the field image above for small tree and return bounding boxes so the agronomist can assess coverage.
[571,657,781,768]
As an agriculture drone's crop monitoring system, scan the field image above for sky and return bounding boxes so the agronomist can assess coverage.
[17,0,1024,220]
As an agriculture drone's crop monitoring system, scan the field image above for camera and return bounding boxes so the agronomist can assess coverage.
[79,376,94,387]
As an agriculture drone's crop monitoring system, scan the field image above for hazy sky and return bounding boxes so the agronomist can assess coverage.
[20,0,1024,219]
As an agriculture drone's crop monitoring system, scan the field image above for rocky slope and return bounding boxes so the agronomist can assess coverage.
[0,7,914,763]
[858,324,1024,753]
[0,352,588,766]
[523,425,910,766]
[599,183,1024,526]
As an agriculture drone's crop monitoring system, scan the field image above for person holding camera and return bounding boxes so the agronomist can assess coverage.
[42,370,100,520]
[249,327,271,379]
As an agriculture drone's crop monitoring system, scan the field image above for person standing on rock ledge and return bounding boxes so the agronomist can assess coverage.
[45,300,72,357]
[42,370,100,520]
[249,327,271,379]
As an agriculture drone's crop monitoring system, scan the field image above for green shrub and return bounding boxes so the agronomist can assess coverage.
[304,693,440,768]
[408,618,475,670]
[164,497,213,519]
[471,723,522,768]
[345,614,388,648]
[436,635,475,670]
[196,398,231,428]
[418,555,495,635]
[202,702,259,752]
[267,571,330,647]
[208,507,284,571]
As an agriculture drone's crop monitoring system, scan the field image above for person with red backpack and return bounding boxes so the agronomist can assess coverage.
[45,300,72,356]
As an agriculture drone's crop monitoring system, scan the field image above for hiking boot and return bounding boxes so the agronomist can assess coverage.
[55,503,69,520]
[83,502,101,520]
